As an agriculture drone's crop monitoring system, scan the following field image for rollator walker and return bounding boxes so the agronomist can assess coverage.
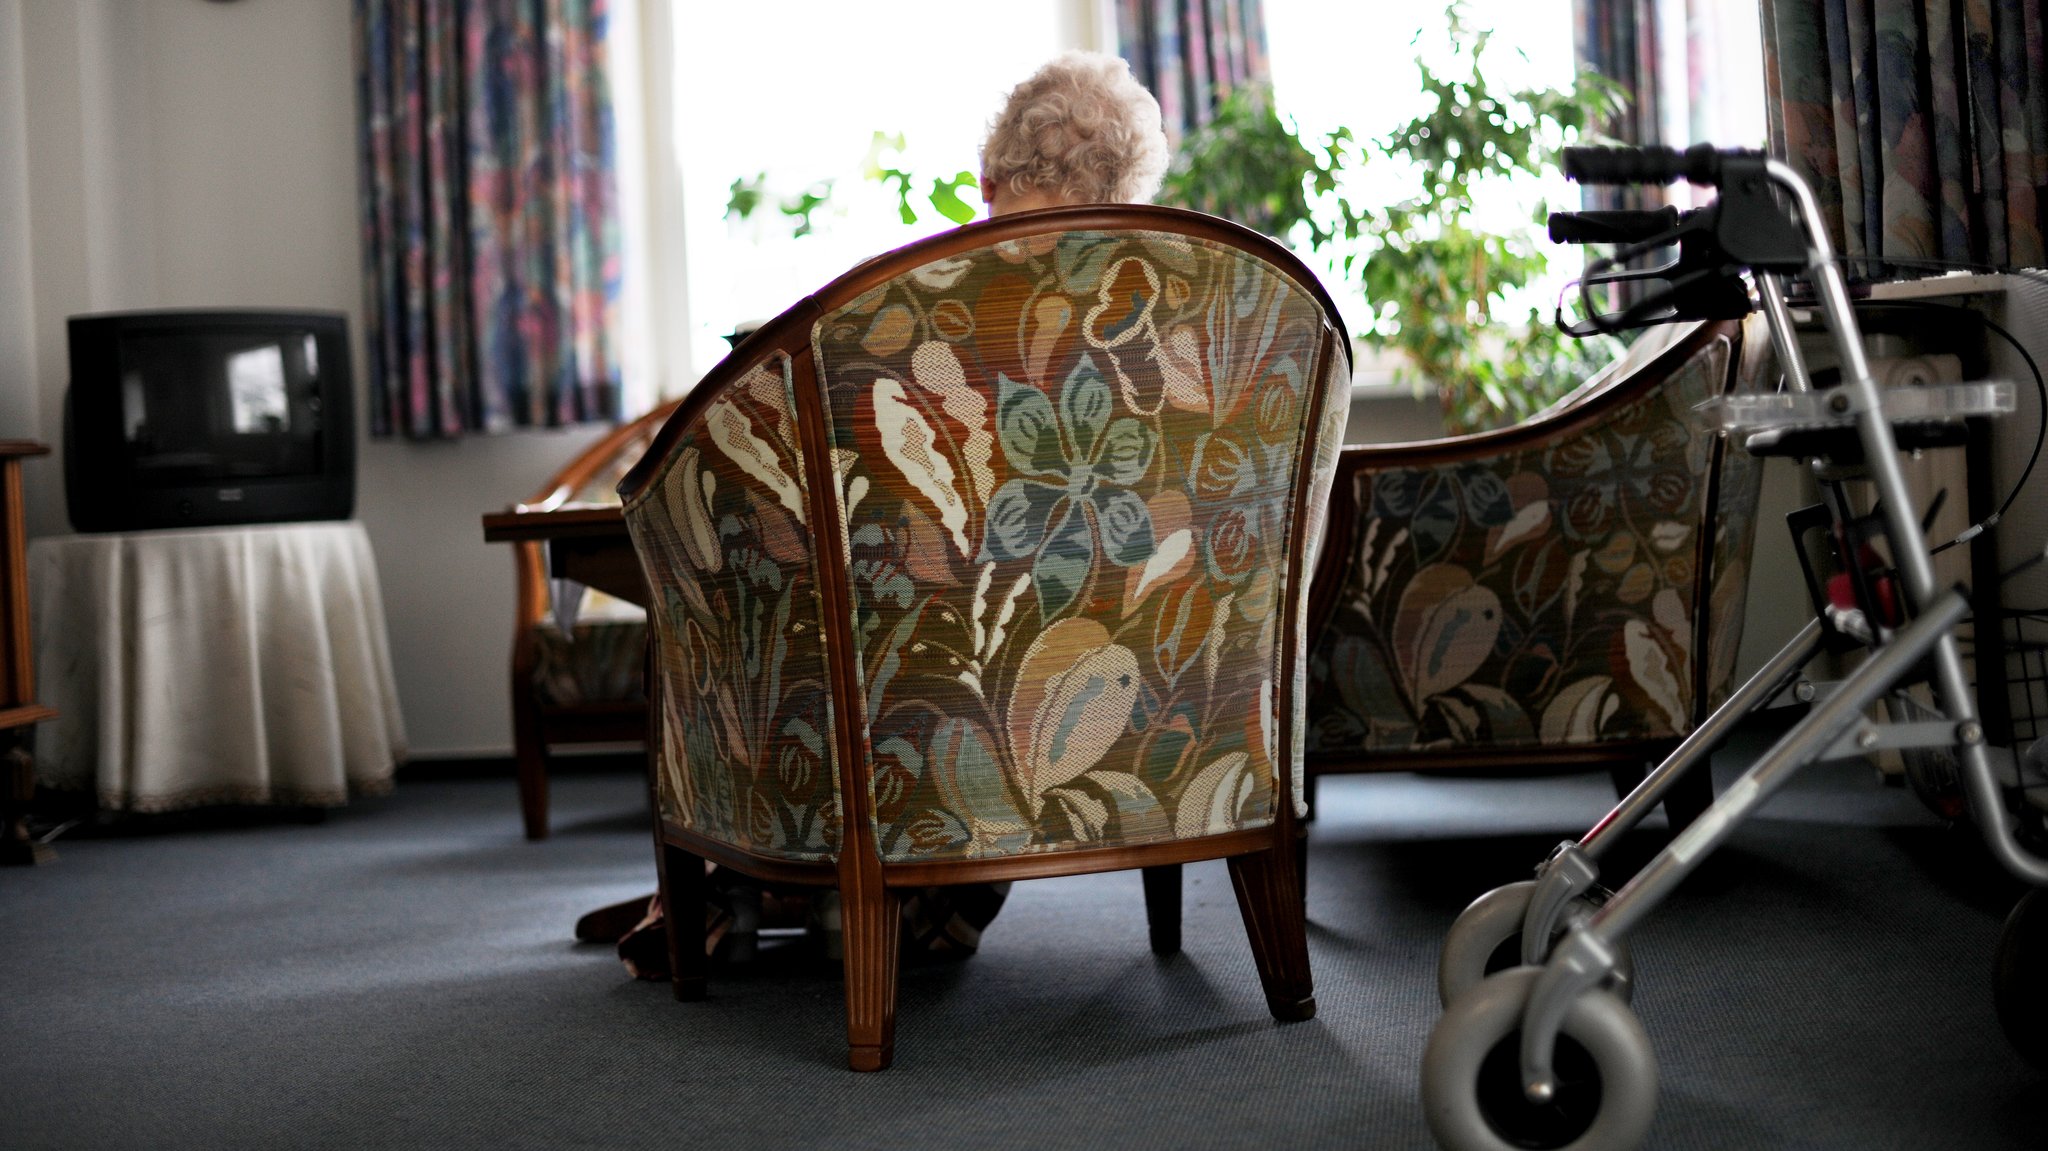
[1418,144,2048,1151]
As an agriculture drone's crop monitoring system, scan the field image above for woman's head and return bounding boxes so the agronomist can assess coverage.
[979,51,1169,215]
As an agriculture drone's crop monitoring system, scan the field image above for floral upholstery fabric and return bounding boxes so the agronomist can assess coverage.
[814,230,1346,863]
[1305,328,1761,758]
[530,619,646,707]
[622,352,841,861]
[621,227,1346,866]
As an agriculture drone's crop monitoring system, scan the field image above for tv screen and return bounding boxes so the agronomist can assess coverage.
[66,310,355,533]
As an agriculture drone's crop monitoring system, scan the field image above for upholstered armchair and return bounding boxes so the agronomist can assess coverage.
[1303,316,1773,823]
[616,205,1352,1070]
[507,400,678,839]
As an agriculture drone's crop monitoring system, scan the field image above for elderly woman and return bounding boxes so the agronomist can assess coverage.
[979,50,1170,216]
[620,52,1173,979]
[884,50,1173,960]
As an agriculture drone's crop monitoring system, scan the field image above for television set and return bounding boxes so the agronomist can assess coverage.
[64,309,355,533]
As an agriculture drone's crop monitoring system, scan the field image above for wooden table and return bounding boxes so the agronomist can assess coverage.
[2,442,57,865]
[481,504,646,606]
[482,504,656,942]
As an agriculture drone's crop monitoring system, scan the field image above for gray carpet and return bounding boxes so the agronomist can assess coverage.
[3,747,2041,1150]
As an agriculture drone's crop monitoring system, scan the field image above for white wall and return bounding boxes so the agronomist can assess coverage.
[0,0,37,442]
[4,0,608,758]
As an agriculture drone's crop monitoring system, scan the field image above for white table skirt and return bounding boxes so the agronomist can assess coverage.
[30,521,408,811]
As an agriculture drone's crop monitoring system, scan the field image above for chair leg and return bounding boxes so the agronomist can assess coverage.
[659,843,707,1001]
[1608,756,1714,833]
[513,699,550,841]
[1226,846,1315,1022]
[842,886,902,1072]
[1141,864,1182,956]
[1296,775,1315,909]
[1605,759,1646,807]
[1294,826,1310,911]
[1661,755,1715,833]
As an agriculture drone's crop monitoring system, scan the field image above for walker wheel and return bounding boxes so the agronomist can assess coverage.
[1422,968,1658,1151]
[1439,881,1634,1008]
[1993,889,2048,1069]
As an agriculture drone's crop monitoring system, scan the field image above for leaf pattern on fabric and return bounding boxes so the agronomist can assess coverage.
[707,399,806,523]
[809,228,1346,862]
[1422,683,1532,746]
[622,351,840,861]
[1623,619,1685,733]
[1487,498,1551,563]
[910,341,996,504]
[1306,329,1764,758]
[1175,752,1255,838]
[1541,675,1620,744]
[1392,564,1502,705]
[873,381,972,556]
[1008,620,1141,813]
[663,447,721,574]
[1045,769,1171,843]
[1128,527,1195,609]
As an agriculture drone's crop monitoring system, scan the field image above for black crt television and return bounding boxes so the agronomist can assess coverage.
[64,309,355,532]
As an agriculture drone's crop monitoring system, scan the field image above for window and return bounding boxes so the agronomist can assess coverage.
[654,2,1082,387]
[613,0,1765,407]
[1266,1,1585,345]
[1265,0,1765,346]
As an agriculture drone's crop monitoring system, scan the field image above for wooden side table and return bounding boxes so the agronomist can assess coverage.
[1,441,56,864]
[483,504,656,940]
[29,521,406,812]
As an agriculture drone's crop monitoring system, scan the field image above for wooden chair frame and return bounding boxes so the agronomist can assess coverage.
[616,204,1353,1070]
[508,400,679,840]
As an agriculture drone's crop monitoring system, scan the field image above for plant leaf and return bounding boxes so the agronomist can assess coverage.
[928,170,979,224]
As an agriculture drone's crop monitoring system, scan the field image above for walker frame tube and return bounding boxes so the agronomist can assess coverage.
[1515,617,1829,959]
[1507,155,2048,1104]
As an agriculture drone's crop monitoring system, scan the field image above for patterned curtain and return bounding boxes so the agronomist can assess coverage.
[1758,0,2048,277]
[1114,0,1271,147]
[1576,0,1663,152]
[1579,0,1773,150]
[1571,0,1674,279]
[355,0,621,440]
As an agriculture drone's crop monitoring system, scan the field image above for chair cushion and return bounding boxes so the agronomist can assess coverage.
[530,616,649,707]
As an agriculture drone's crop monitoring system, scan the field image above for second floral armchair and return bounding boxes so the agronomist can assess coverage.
[1302,317,1774,821]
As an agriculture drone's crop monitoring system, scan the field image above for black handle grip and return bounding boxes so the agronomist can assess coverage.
[1563,143,1747,186]
[1548,207,1682,244]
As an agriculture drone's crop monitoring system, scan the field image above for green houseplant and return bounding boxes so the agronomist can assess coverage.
[1157,8,1624,432]
[728,131,980,238]
[727,5,1619,433]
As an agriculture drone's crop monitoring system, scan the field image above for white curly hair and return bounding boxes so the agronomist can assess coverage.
[980,51,1170,206]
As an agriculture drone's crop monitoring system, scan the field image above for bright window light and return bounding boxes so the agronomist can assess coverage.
[669,1,1068,381]
[1265,0,1584,346]
[638,1,1765,395]
[1265,0,1765,350]
[227,344,289,434]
